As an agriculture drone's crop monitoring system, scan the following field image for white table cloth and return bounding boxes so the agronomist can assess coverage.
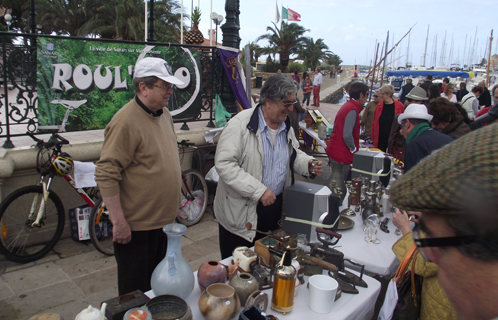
[146,258,381,320]
[335,207,404,278]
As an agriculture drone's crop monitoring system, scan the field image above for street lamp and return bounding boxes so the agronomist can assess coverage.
[4,13,11,32]
[210,12,223,46]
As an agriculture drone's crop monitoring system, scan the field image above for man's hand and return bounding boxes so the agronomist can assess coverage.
[112,220,132,244]
[260,188,276,206]
[309,160,323,176]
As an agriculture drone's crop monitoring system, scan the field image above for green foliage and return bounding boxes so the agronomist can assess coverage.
[192,6,201,25]
[262,61,281,73]
[256,21,309,73]
[297,37,332,68]
[326,54,343,67]
[287,62,305,73]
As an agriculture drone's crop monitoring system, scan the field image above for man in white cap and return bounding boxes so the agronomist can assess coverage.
[95,57,184,295]
[398,103,453,172]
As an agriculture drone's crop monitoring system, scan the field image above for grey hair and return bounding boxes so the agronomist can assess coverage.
[259,74,297,106]
[379,84,395,97]
[132,76,157,94]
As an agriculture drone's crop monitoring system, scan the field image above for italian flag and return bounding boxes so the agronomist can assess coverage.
[282,6,301,22]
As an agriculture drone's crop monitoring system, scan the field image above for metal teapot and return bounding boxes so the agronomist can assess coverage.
[75,303,107,320]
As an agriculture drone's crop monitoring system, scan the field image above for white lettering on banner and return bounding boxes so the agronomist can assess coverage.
[51,63,73,91]
[73,64,93,90]
[94,65,113,90]
[52,63,129,92]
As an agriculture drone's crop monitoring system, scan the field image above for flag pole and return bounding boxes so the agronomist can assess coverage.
[210,0,213,47]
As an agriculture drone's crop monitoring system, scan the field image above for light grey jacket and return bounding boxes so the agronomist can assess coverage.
[214,105,314,242]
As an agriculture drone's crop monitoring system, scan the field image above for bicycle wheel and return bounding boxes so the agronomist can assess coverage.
[177,169,208,227]
[89,197,114,256]
[0,185,65,263]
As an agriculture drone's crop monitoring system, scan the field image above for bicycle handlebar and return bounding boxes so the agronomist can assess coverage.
[26,131,70,148]
[177,140,197,148]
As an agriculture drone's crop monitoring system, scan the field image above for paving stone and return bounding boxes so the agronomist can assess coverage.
[181,235,194,247]
[184,220,218,242]
[207,235,219,245]
[2,262,69,295]
[6,280,84,319]
[55,250,116,279]
[72,265,117,295]
[0,299,19,320]
[51,238,94,259]
[0,276,14,300]
[1,260,36,274]
[182,238,219,266]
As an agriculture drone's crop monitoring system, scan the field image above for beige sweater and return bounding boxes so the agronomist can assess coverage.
[95,98,182,231]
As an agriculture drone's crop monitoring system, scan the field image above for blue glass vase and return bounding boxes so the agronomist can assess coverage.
[150,223,194,299]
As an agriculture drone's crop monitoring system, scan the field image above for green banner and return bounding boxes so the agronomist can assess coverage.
[37,38,201,132]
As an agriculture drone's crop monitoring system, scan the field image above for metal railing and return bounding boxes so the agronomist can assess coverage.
[0,32,222,148]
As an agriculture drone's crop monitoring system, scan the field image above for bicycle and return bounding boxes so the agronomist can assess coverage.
[176,140,209,226]
[87,139,209,256]
[0,131,102,263]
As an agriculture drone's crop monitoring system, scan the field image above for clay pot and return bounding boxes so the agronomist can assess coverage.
[198,283,240,320]
[229,273,259,307]
[198,260,228,292]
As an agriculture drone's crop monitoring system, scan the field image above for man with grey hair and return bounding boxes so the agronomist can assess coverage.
[95,57,184,294]
[214,74,323,258]
[391,123,498,320]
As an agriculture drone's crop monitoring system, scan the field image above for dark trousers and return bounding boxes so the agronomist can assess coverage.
[302,92,311,106]
[114,228,167,295]
[219,194,283,259]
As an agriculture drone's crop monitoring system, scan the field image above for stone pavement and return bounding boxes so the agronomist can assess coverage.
[0,73,352,320]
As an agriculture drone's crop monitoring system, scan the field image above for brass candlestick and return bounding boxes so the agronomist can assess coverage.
[340,181,356,216]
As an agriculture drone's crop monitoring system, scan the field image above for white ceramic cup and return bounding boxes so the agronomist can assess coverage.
[308,275,339,313]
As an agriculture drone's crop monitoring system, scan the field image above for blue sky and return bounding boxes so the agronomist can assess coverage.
[186,0,497,66]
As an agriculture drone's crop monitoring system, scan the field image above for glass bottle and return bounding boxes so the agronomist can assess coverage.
[150,223,194,299]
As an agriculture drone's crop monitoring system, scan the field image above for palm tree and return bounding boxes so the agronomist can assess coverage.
[256,21,308,72]
[247,42,264,63]
[78,0,185,42]
[298,38,333,68]
[36,0,96,36]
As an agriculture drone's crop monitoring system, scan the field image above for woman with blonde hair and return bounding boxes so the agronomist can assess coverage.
[370,84,404,151]
[441,83,457,102]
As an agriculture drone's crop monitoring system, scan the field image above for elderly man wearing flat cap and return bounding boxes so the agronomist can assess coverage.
[398,103,453,172]
[390,123,498,320]
[96,57,185,294]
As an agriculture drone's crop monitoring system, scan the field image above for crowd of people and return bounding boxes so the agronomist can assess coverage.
[94,57,498,320]
[330,73,498,320]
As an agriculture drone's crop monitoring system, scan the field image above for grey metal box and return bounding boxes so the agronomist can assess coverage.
[352,150,385,181]
[282,181,332,243]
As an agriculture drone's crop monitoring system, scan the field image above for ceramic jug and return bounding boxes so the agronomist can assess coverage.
[198,260,227,292]
[229,273,259,307]
[150,223,195,299]
[74,303,107,320]
[199,283,240,320]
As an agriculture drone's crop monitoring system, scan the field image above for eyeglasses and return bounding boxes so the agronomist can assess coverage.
[373,95,379,98]
[400,120,407,128]
[281,99,297,108]
[412,225,477,262]
[153,84,173,91]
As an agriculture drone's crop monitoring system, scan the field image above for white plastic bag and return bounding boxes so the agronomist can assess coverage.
[178,189,205,221]
[205,166,219,183]
[378,279,398,320]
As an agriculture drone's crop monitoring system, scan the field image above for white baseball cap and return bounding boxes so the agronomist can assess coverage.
[398,104,433,124]
[133,57,184,86]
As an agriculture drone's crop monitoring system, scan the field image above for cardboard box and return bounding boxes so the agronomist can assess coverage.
[69,204,91,241]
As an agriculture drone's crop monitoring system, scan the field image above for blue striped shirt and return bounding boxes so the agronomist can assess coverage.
[258,107,289,196]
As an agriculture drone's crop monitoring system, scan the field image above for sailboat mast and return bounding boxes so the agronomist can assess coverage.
[406,32,411,68]
[423,25,429,67]
[486,30,493,87]
[463,34,467,68]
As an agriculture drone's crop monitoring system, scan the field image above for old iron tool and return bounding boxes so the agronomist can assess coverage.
[380,217,390,233]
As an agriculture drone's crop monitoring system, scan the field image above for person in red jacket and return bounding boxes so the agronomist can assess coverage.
[370,84,404,151]
[326,82,369,181]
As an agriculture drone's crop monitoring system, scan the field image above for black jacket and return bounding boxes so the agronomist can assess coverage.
[420,80,433,93]
[400,83,415,104]
[478,87,492,107]
[404,128,453,172]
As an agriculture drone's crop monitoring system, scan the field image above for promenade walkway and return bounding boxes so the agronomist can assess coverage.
[0,73,352,320]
